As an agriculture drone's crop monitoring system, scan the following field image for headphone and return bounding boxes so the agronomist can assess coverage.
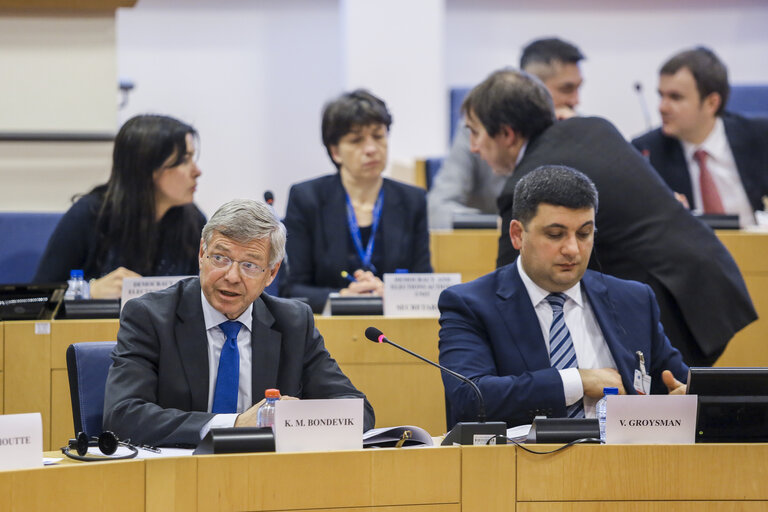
[60,431,138,462]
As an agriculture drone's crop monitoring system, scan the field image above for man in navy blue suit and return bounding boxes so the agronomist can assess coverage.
[438,166,688,428]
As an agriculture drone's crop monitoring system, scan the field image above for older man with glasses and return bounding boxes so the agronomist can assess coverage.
[103,198,375,447]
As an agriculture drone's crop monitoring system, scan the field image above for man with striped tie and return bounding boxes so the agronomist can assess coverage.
[438,165,688,428]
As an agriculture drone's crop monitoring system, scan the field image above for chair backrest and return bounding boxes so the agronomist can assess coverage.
[425,157,445,191]
[728,85,768,119]
[0,212,63,284]
[66,341,117,438]
[449,87,471,142]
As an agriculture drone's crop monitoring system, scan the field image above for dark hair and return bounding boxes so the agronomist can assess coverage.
[512,165,598,226]
[321,89,392,170]
[660,46,729,116]
[520,37,585,79]
[93,114,200,275]
[461,68,555,139]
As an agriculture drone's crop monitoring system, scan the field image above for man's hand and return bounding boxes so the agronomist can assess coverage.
[662,370,687,395]
[674,192,690,209]
[234,395,299,427]
[89,266,142,299]
[579,368,626,398]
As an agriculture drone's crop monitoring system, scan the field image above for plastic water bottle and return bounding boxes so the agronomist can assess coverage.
[256,388,281,429]
[64,270,89,300]
[597,387,619,443]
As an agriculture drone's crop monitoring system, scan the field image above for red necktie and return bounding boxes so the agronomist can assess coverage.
[693,149,725,214]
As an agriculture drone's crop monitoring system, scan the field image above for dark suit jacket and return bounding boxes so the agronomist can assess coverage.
[632,112,768,211]
[281,174,432,312]
[438,263,689,428]
[103,278,375,446]
[497,116,756,359]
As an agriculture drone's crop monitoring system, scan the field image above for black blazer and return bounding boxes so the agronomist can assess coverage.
[496,116,756,359]
[281,174,432,312]
[103,278,375,446]
[631,112,768,211]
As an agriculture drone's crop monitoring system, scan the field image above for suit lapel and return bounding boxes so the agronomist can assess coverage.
[580,272,635,389]
[174,279,210,411]
[321,175,350,270]
[381,179,405,270]
[724,115,758,208]
[250,297,281,397]
[494,263,551,370]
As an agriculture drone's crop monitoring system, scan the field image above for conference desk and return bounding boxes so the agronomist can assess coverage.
[3,443,768,511]
[431,229,768,366]
[1,316,443,451]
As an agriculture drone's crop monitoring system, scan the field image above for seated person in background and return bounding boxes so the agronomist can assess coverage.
[427,37,585,228]
[467,67,754,368]
[281,89,432,313]
[438,165,688,427]
[33,114,206,298]
[632,47,768,227]
[103,199,375,447]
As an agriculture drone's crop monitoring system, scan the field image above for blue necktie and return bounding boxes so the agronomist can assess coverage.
[546,293,585,418]
[212,320,242,413]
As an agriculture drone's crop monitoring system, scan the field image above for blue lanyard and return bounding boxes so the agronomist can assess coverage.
[345,188,384,274]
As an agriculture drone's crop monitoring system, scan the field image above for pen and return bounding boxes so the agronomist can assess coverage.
[341,270,356,283]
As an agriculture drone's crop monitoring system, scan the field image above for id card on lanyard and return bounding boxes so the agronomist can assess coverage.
[345,188,384,274]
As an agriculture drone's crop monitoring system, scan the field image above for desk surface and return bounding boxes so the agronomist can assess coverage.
[5,443,767,511]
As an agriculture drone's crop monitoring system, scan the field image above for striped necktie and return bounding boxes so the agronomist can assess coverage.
[546,293,585,418]
[211,320,242,413]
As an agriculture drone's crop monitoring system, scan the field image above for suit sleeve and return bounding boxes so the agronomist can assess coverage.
[427,127,483,228]
[643,284,689,393]
[282,184,338,313]
[103,298,213,447]
[297,304,376,431]
[438,287,567,426]
[410,188,433,273]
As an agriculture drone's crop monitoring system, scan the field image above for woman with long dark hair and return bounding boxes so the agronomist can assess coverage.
[34,114,206,298]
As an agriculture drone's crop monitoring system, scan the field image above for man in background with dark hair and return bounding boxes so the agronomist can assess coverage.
[464,67,755,368]
[633,47,768,227]
[438,166,688,427]
[428,37,585,228]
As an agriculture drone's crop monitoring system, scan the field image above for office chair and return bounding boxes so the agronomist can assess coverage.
[65,341,117,438]
[0,212,63,284]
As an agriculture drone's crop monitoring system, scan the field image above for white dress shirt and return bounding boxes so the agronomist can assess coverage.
[682,117,755,226]
[199,291,254,437]
[517,258,617,417]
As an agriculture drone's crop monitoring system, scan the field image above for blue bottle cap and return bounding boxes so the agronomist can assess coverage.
[603,387,619,395]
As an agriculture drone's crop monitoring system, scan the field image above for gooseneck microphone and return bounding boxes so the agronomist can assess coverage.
[364,326,506,445]
[634,81,652,132]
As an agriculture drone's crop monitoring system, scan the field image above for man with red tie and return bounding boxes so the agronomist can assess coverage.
[632,47,768,227]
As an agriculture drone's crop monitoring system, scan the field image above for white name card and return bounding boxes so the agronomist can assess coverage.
[274,398,363,453]
[606,395,697,444]
[0,413,43,470]
[383,273,461,317]
[121,276,192,311]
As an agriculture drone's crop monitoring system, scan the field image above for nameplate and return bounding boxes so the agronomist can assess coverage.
[274,398,363,453]
[0,413,43,470]
[383,273,461,317]
[606,395,697,444]
[120,276,191,311]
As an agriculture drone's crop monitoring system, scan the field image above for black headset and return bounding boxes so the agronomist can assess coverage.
[60,431,138,462]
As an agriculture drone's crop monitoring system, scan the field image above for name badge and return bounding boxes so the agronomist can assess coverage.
[383,273,461,317]
[274,398,363,453]
[0,412,43,470]
[606,395,697,444]
[633,369,652,395]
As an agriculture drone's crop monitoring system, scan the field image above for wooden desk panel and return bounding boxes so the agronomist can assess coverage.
[516,444,768,502]
[518,503,768,511]
[0,459,144,511]
[430,229,498,282]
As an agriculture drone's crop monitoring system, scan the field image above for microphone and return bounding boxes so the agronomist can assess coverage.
[264,190,274,206]
[364,327,506,445]
[633,81,652,132]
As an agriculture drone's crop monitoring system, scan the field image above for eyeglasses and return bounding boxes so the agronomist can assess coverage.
[206,254,268,278]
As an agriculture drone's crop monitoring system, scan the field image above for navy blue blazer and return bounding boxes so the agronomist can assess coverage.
[282,174,432,312]
[632,112,768,212]
[438,262,688,428]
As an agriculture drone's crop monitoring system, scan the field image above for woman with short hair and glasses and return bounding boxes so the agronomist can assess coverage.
[281,89,432,313]
[34,114,206,298]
